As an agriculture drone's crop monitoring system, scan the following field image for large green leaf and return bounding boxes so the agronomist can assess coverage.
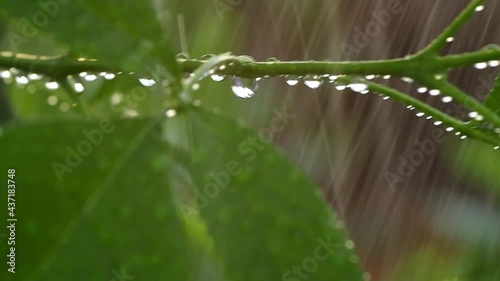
[0,0,179,79]
[0,117,189,280]
[484,74,500,115]
[187,108,364,281]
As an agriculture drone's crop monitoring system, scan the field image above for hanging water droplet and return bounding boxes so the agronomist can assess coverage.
[401,77,414,83]
[285,75,300,86]
[0,70,11,79]
[474,115,484,121]
[335,84,347,91]
[488,60,500,67]
[219,65,227,71]
[417,87,428,93]
[434,121,443,126]
[382,96,390,100]
[434,74,444,80]
[104,73,116,80]
[441,96,453,103]
[231,77,258,99]
[475,5,484,12]
[84,74,97,81]
[192,83,200,91]
[446,127,454,132]
[416,112,425,117]
[200,54,215,60]
[468,111,479,118]
[139,78,156,87]
[165,109,177,118]
[74,82,85,93]
[45,81,59,90]
[349,83,368,93]
[210,74,226,82]
[460,135,467,140]
[304,77,323,89]
[365,75,375,80]
[329,75,338,82]
[79,72,88,78]
[27,73,42,80]
[455,132,461,136]
[15,76,29,85]
[474,62,488,69]
[176,53,190,60]
[446,37,455,43]
[429,89,441,96]
[426,116,432,120]
[494,146,499,150]
[382,75,391,80]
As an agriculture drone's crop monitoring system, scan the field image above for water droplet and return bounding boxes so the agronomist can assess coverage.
[165,109,177,118]
[434,74,444,80]
[475,5,484,12]
[192,83,200,91]
[417,87,428,93]
[401,77,414,83]
[0,70,11,79]
[335,84,347,91]
[139,78,156,87]
[15,76,29,85]
[83,74,97,81]
[27,73,42,80]
[426,116,432,120]
[446,127,454,132]
[345,240,355,250]
[474,115,484,121]
[494,128,500,134]
[74,82,85,93]
[45,81,59,90]
[446,37,454,43]
[434,121,443,126]
[494,146,499,150]
[104,73,116,80]
[329,75,339,82]
[455,132,461,136]
[441,96,453,103]
[382,96,390,100]
[176,53,190,60]
[429,89,441,96]
[304,77,323,89]
[47,95,58,105]
[468,111,479,118]
[349,83,368,93]
[365,75,375,80]
[210,74,225,82]
[219,65,226,71]
[416,112,425,117]
[474,62,488,69]
[200,54,215,60]
[460,135,467,140]
[382,75,391,80]
[78,72,88,78]
[488,60,500,67]
[285,76,300,86]
[231,77,258,99]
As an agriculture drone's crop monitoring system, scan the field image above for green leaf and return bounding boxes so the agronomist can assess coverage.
[484,74,500,115]
[0,117,189,280]
[187,108,364,281]
[1,0,179,80]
